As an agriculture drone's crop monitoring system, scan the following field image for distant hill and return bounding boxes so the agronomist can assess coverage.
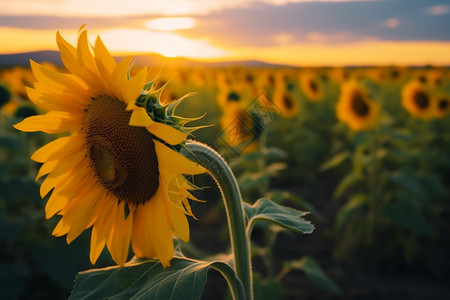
[0,51,286,68]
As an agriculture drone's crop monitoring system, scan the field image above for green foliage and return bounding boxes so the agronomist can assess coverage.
[285,256,341,294]
[70,258,243,300]
[244,198,314,236]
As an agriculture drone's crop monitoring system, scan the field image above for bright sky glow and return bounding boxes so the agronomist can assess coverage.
[0,0,449,66]
[144,17,197,31]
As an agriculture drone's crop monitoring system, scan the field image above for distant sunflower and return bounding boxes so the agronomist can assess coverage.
[14,29,205,267]
[220,102,261,151]
[401,80,434,120]
[299,71,324,102]
[336,80,380,131]
[0,82,11,108]
[434,95,450,118]
[217,84,244,109]
[273,89,300,119]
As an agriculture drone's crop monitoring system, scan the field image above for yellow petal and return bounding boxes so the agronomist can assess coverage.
[155,140,205,175]
[77,30,96,73]
[36,160,59,181]
[66,187,104,244]
[94,36,116,76]
[31,135,84,163]
[13,111,84,134]
[56,31,78,74]
[27,87,86,114]
[90,194,117,263]
[90,224,106,264]
[107,202,133,265]
[30,60,89,97]
[132,200,157,259]
[112,56,133,100]
[122,66,147,105]
[129,107,155,127]
[147,122,188,146]
[160,172,190,241]
[39,148,86,198]
[45,192,69,219]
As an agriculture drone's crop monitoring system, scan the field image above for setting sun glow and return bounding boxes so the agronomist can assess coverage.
[144,17,197,31]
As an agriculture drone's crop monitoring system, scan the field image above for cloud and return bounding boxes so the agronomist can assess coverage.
[180,0,450,47]
[427,4,450,16]
[0,0,378,17]
[0,0,449,56]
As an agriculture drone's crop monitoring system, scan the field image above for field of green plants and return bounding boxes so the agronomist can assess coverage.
[1,64,450,299]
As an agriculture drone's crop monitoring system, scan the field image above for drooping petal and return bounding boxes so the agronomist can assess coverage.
[129,107,155,127]
[107,202,134,265]
[147,122,189,146]
[154,140,205,175]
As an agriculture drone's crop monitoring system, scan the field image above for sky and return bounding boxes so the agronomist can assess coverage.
[0,0,449,66]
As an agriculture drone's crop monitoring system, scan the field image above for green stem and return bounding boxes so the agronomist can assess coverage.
[182,140,253,300]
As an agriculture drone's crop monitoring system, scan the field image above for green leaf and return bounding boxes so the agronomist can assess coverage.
[70,257,244,300]
[253,274,283,300]
[382,203,431,236]
[244,198,314,236]
[336,194,367,230]
[265,162,286,176]
[333,172,362,199]
[389,171,426,198]
[319,151,350,171]
[238,172,270,191]
[268,190,322,221]
[263,147,287,160]
[286,256,341,294]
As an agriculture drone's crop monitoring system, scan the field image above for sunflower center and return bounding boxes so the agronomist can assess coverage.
[309,80,318,93]
[413,91,429,110]
[438,98,449,110]
[283,95,294,109]
[84,95,159,204]
[351,92,370,116]
[228,91,240,102]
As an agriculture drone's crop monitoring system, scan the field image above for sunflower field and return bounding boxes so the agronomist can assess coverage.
[1,50,450,300]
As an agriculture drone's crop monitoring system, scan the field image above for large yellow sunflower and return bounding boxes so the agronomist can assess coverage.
[401,80,435,120]
[336,80,380,131]
[13,29,205,267]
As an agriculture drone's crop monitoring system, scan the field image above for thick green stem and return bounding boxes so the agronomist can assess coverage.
[182,140,253,300]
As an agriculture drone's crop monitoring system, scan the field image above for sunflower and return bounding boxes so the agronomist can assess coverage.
[434,95,450,118]
[13,29,205,267]
[216,83,245,109]
[0,82,11,108]
[220,102,261,152]
[299,71,324,102]
[401,80,435,120]
[336,80,380,131]
[272,88,300,119]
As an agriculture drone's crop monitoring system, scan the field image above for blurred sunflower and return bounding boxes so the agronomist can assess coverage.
[0,82,11,108]
[273,89,300,119]
[299,71,323,102]
[401,80,435,120]
[220,102,261,151]
[13,29,205,267]
[336,80,380,131]
[217,84,244,109]
[434,95,450,118]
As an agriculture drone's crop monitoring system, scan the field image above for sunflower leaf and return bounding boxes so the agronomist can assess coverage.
[285,256,341,294]
[244,198,314,236]
[70,257,244,300]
